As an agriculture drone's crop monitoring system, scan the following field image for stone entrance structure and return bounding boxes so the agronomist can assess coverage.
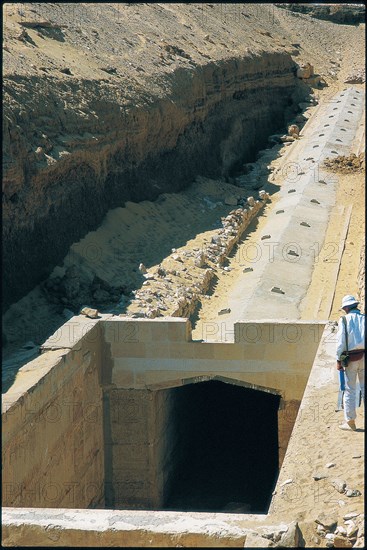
[3,315,324,514]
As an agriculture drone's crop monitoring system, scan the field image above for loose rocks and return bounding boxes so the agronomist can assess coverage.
[127,191,268,319]
[296,62,314,79]
[288,124,300,137]
[324,152,365,173]
[313,472,328,480]
[274,521,302,548]
[315,512,338,532]
[224,195,238,206]
[345,488,361,497]
[331,478,347,493]
[80,307,99,319]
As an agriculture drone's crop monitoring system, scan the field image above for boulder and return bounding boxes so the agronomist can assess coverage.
[345,488,361,497]
[35,146,44,159]
[313,472,328,480]
[296,62,314,79]
[288,124,300,136]
[274,522,302,548]
[244,532,275,547]
[80,307,99,319]
[146,308,160,319]
[157,266,166,276]
[224,195,238,206]
[315,512,338,531]
[280,135,294,143]
[211,235,222,245]
[331,478,347,493]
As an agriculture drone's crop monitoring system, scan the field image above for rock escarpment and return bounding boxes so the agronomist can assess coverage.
[276,3,365,25]
[3,51,298,309]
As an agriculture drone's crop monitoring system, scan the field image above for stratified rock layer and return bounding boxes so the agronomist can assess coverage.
[3,51,297,309]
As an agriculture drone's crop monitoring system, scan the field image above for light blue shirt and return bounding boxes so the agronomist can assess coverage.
[336,308,365,360]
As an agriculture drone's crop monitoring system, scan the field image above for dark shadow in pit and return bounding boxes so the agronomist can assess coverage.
[164,380,280,514]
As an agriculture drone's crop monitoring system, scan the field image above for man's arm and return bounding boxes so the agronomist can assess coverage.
[336,317,346,370]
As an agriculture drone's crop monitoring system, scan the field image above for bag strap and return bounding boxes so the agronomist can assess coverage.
[342,315,348,352]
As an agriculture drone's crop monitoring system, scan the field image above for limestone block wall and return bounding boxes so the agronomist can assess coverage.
[154,388,180,507]
[104,387,179,510]
[2,315,105,509]
[103,318,324,400]
[105,388,156,509]
[102,317,325,507]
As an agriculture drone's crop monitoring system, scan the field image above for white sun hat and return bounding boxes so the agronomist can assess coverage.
[341,295,359,309]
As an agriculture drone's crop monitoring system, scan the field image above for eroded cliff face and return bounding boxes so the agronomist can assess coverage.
[3,51,298,309]
[276,3,365,25]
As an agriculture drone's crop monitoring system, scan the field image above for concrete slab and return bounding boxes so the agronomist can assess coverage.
[218,87,364,329]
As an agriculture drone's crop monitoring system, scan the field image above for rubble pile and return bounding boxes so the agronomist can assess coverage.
[344,69,366,84]
[314,511,364,549]
[243,512,365,548]
[323,152,365,173]
[126,191,269,319]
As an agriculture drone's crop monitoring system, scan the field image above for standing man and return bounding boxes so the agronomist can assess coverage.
[336,295,365,431]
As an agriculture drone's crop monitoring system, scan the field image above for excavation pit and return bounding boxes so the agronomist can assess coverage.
[2,316,327,547]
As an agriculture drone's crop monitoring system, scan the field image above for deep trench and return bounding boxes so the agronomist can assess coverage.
[3,57,307,393]
[164,380,280,513]
[3,62,302,311]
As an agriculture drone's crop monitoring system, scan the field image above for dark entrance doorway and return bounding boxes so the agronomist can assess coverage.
[164,380,280,513]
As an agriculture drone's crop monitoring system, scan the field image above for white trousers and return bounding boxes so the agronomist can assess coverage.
[343,357,365,422]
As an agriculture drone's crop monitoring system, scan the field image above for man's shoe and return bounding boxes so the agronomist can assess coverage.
[339,421,357,431]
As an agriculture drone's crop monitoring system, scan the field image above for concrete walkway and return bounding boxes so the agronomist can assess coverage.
[209,87,364,336]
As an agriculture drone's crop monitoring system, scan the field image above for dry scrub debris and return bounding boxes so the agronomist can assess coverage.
[323,152,365,173]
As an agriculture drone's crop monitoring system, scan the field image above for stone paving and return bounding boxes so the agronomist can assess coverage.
[209,87,365,334]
